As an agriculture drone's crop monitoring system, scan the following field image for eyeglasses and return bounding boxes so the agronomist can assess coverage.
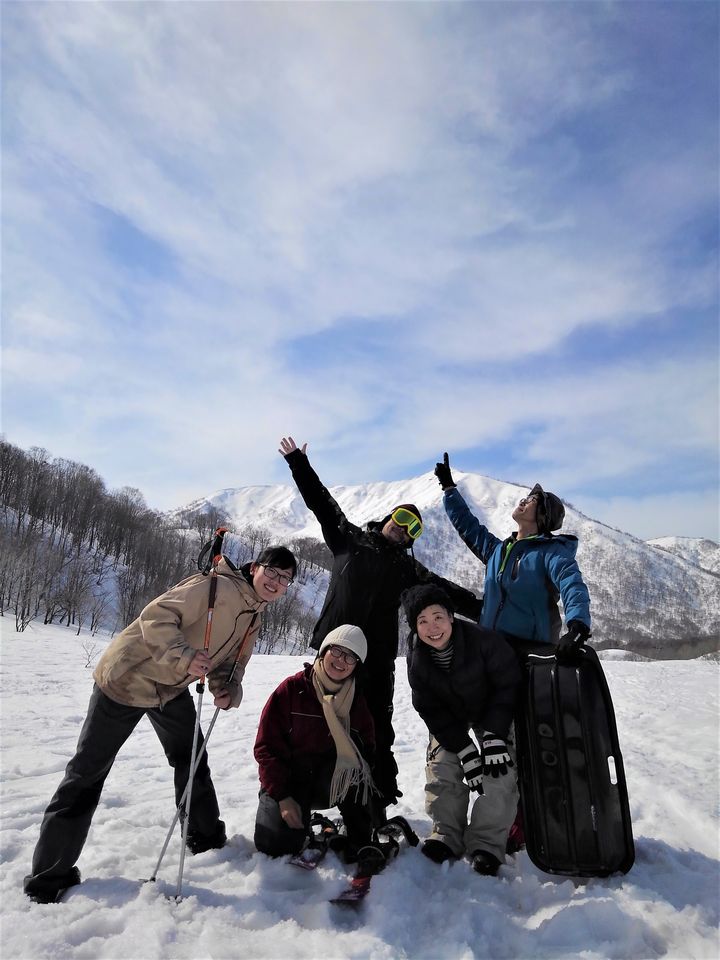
[262,566,294,587]
[518,496,539,507]
[325,644,359,665]
[391,507,423,540]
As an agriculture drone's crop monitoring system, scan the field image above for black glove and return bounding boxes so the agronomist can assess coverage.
[457,742,484,794]
[434,452,456,490]
[481,734,513,778]
[556,619,591,663]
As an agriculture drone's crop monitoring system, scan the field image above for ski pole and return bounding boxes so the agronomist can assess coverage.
[148,610,259,885]
[146,616,257,883]
[146,706,220,884]
[174,529,227,900]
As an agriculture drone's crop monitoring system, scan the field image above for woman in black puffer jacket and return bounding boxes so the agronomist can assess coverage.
[403,584,521,876]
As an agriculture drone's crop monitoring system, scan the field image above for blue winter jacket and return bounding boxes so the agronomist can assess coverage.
[444,487,591,644]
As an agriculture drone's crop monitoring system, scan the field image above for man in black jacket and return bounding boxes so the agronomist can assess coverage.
[279,437,481,818]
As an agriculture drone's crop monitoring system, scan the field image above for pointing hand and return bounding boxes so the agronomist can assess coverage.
[434,452,456,490]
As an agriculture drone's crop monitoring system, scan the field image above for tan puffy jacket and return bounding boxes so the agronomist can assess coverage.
[94,559,266,708]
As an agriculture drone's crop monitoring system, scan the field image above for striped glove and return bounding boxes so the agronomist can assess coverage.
[481,734,513,778]
[457,742,484,794]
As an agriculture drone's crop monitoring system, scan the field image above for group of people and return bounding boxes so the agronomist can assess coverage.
[24,440,591,903]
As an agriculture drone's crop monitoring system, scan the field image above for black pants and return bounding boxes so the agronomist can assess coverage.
[364,663,399,813]
[254,761,373,857]
[24,685,221,898]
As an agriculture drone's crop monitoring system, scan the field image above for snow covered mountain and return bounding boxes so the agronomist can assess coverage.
[180,469,720,657]
[647,537,720,577]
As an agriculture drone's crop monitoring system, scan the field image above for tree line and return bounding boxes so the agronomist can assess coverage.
[0,439,331,651]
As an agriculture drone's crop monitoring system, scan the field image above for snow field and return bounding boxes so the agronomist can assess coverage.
[0,622,718,960]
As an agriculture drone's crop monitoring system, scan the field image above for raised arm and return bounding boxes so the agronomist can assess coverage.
[443,488,502,566]
[279,437,357,553]
[435,452,501,563]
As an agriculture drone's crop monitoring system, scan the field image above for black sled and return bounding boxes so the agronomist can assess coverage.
[516,644,634,878]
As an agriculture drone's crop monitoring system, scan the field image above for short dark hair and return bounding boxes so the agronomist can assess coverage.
[401,584,455,628]
[256,545,297,577]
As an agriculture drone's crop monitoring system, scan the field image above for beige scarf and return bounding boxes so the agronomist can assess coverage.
[312,659,377,807]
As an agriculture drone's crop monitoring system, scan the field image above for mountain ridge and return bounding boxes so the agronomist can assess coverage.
[178,468,720,657]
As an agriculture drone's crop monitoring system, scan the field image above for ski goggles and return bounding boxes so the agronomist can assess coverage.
[391,507,423,540]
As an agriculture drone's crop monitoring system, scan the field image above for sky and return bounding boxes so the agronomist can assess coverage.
[2,1,718,542]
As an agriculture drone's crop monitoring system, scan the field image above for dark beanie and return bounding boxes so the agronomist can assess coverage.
[529,483,565,535]
[401,584,454,628]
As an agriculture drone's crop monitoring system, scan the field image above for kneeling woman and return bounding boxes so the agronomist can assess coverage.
[253,625,376,860]
[402,584,521,876]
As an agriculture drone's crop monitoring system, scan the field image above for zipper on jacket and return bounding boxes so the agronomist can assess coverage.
[492,596,505,631]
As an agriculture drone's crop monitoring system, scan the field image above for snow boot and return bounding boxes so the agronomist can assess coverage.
[421,839,456,864]
[186,819,227,855]
[471,850,502,876]
[24,866,81,904]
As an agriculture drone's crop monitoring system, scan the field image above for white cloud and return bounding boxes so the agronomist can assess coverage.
[1,2,717,540]
[2,346,84,385]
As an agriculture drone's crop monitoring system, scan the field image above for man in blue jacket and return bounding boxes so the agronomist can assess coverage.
[433,453,591,658]
[433,453,592,853]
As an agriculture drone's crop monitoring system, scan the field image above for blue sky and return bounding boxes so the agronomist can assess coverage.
[2,1,718,540]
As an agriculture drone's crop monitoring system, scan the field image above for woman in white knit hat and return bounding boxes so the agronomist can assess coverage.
[253,624,380,863]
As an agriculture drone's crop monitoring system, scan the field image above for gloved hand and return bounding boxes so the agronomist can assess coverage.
[481,734,513,777]
[434,452,456,490]
[556,619,591,663]
[457,742,484,794]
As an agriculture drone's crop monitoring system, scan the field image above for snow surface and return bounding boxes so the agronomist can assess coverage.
[1,621,719,960]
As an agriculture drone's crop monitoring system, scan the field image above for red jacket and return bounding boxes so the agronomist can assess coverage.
[254,664,376,802]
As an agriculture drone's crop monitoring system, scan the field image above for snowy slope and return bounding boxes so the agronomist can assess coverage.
[180,469,720,655]
[1,620,718,960]
[647,537,720,577]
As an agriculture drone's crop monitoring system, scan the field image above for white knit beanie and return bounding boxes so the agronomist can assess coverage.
[318,624,368,664]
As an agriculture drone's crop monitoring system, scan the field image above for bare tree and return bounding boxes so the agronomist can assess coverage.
[80,636,100,668]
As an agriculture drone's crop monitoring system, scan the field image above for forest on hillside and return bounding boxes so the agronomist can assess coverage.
[0,439,331,649]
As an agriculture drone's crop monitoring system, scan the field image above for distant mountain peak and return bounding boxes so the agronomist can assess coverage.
[175,469,720,657]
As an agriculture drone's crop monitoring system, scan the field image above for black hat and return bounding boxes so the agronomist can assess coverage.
[529,483,565,534]
[393,502,422,522]
[401,584,454,628]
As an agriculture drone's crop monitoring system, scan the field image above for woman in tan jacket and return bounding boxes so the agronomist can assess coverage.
[23,545,297,904]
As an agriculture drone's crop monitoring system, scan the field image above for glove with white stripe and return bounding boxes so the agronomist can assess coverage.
[481,734,513,778]
[457,742,484,794]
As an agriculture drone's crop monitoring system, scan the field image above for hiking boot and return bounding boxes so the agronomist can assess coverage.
[421,839,456,864]
[470,849,502,876]
[187,820,227,855]
[24,866,81,903]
